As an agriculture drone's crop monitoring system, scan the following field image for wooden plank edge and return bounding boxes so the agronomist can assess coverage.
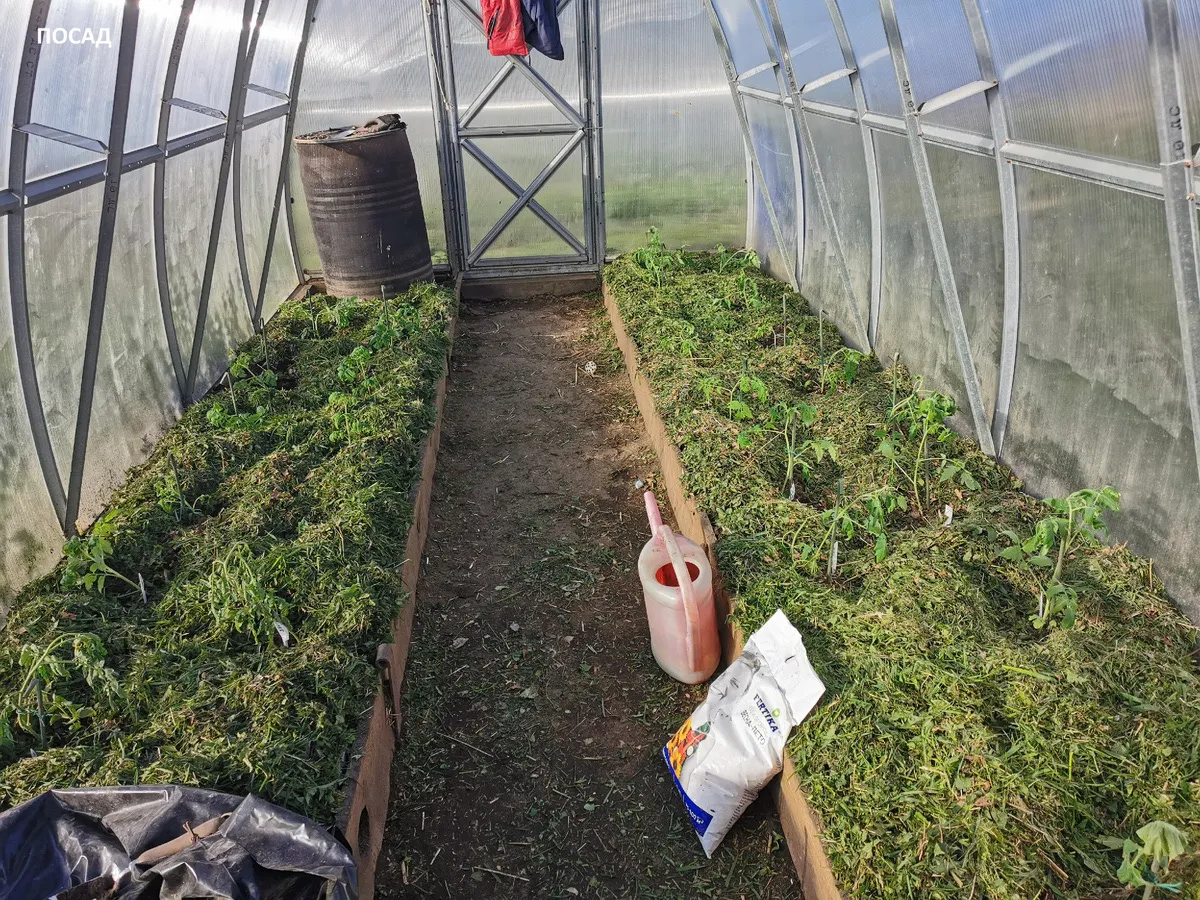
[335,306,458,899]
[603,283,842,900]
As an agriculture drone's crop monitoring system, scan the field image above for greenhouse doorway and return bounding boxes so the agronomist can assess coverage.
[425,0,605,281]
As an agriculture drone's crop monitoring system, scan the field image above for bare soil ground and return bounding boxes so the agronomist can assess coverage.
[376,294,797,899]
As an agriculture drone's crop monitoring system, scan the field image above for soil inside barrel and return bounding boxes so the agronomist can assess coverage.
[376,294,797,898]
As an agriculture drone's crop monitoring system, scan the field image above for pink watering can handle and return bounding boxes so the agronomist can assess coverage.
[658,524,699,676]
[644,491,663,539]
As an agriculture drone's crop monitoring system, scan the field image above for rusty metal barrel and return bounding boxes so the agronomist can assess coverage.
[294,116,433,299]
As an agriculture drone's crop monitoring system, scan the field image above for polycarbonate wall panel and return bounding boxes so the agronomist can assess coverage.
[169,0,246,138]
[1003,171,1200,621]
[197,190,253,393]
[1181,1,1200,143]
[165,140,223,359]
[600,0,745,252]
[24,185,104,489]
[292,0,445,269]
[773,3,853,108]
[872,132,976,440]
[890,0,988,134]
[799,115,870,347]
[743,96,798,285]
[78,166,180,526]
[926,144,1003,426]
[0,0,36,188]
[246,0,305,115]
[27,0,124,181]
[126,0,183,151]
[982,0,1158,163]
[836,0,901,116]
[240,119,287,309]
[0,224,65,615]
[712,0,774,89]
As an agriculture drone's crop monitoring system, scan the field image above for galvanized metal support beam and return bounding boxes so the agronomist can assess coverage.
[62,0,140,534]
[585,0,606,266]
[824,0,885,346]
[254,0,320,325]
[763,0,870,349]
[234,0,274,322]
[184,0,258,402]
[961,0,1021,457]
[433,0,471,267]
[703,0,797,289]
[423,0,466,272]
[7,0,66,527]
[1143,0,1200,482]
[746,0,806,290]
[154,0,197,398]
[877,0,996,455]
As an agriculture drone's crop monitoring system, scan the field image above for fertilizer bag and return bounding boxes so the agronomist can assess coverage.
[664,609,825,856]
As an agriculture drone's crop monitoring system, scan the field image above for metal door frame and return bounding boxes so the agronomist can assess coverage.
[424,0,604,278]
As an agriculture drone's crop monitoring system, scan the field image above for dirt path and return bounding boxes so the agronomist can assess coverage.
[376,295,797,899]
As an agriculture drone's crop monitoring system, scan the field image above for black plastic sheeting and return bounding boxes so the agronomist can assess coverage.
[0,786,356,900]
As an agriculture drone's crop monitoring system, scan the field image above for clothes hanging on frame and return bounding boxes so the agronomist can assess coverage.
[483,0,528,56]
[521,0,564,60]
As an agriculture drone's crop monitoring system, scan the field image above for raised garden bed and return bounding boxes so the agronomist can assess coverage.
[0,282,456,896]
[603,239,1200,899]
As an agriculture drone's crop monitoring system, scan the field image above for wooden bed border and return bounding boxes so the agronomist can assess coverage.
[333,303,458,899]
[603,284,842,900]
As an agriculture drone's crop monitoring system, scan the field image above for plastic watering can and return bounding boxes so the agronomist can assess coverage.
[637,492,720,684]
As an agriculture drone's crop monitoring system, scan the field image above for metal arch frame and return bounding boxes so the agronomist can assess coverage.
[876,0,996,456]
[744,0,807,295]
[183,0,259,402]
[704,0,797,290]
[154,0,198,398]
[1143,0,1200,483]
[6,0,65,525]
[253,0,320,326]
[823,0,884,348]
[429,0,604,275]
[761,0,870,350]
[233,0,274,322]
[960,0,1020,459]
[62,0,141,534]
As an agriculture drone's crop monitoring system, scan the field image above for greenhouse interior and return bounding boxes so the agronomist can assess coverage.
[1,0,1199,897]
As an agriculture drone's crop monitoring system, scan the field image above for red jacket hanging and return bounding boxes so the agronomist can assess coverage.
[482,0,528,56]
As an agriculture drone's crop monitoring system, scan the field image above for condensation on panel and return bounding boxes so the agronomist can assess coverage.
[164,140,224,359]
[712,0,773,91]
[744,96,797,284]
[0,0,36,189]
[246,0,305,115]
[196,187,253,394]
[293,0,445,261]
[1003,169,1200,621]
[799,115,870,350]
[833,0,901,117]
[26,0,123,181]
[239,118,286,308]
[981,0,1157,164]
[0,218,65,616]
[77,166,180,527]
[890,0,988,135]
[169,0,247,139]
[926,144,1003,425]
[24,184,103,489]
[871,132,975,439]
[773,2,854,108]
[600,0,745,252]
[127,0,183,151]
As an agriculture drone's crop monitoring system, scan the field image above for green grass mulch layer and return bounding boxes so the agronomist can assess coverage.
[0,283,455,824]
[605,238,1200,899]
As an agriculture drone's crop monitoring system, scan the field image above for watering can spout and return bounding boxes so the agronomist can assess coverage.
[644,490,663,540]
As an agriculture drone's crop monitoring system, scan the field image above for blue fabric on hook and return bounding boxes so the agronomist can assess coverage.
[521,0,564,60]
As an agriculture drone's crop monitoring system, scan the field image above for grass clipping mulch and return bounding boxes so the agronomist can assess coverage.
[0,283,454,824]
[606,239,1200,899]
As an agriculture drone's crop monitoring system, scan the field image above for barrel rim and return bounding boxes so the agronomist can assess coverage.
[295,121,409,146]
